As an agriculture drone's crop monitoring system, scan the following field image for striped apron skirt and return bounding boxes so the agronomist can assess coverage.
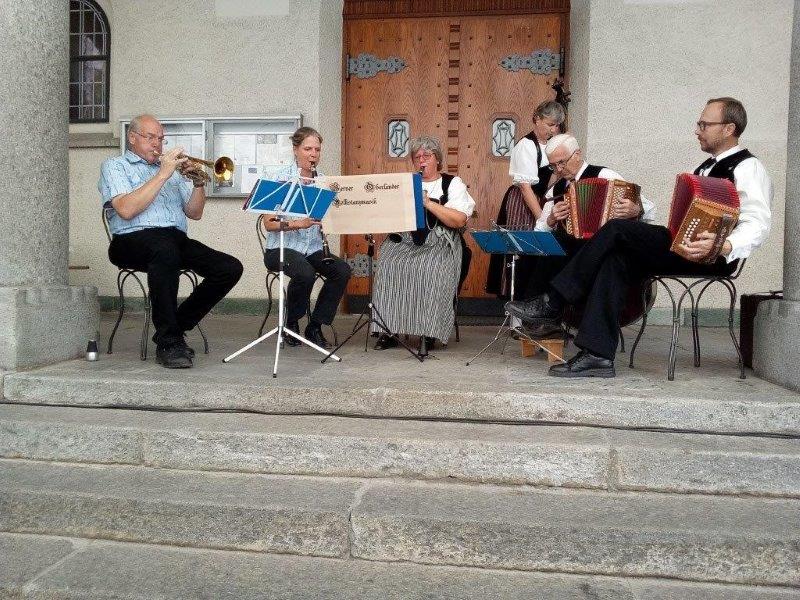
[370,226,462,341]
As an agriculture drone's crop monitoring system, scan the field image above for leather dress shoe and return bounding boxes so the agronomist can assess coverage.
[305,323,331,349]
[156,344,193,369]
[549,350,615,378]
[520,321,563,339]
[283,321,301,346]
[175,336,195,359]
[374,333,399,350]
[505,294,562,325]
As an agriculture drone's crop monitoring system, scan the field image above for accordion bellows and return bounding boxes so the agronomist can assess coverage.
[564,178,642,239]
[668,174,740,264]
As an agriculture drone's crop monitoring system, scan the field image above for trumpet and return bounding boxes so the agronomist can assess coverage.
[183,155,235,182]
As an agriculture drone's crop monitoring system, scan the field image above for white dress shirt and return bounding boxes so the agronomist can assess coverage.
[424,175,475,217]
[508,136,547,185]
[697,145,773,263]
[535,162,655,231]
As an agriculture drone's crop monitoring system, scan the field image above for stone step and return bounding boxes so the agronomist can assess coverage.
[2,404,799,497]
[2,533,798,600]
[0,459,357,558]
[2,332,800,435]
[1,460,797,586]
[351,480,800,587]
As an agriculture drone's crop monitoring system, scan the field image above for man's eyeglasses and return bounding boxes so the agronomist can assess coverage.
[413,151,436,161]
[695,121,729,132]
[131,130,166,143]
[549,150,577,170]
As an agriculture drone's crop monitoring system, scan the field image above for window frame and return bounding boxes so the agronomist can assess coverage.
[69,0,110,124]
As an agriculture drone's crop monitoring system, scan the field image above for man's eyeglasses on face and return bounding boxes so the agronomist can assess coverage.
[413,151,435,161]
[132,130,166,143]
[549,150,577,170]
[695,121,728,132]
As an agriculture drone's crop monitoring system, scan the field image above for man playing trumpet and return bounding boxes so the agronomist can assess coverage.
[99,114,243,368]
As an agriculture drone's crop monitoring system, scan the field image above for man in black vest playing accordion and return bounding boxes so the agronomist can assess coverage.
[505,97,773,378]
[522,133,656,309]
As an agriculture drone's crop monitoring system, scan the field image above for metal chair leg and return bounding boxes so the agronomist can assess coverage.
[618,326,625,353]
[128,273,150,361]
[108,270,127,355]
[259,273,275,337]
[721,278,746,379]
[629,278,659,369]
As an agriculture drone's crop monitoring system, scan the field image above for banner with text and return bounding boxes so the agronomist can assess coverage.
[319,172,423,235]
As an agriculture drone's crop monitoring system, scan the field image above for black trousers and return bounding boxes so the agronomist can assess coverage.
[264,249,352,325]
[550,219,737,360]
[109,227,243,346]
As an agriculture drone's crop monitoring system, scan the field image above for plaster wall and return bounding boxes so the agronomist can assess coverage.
[570,0,793,307]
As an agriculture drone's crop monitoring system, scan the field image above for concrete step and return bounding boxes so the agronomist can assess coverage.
[1,460,797,586]
[2,404,799,497]
[3,533,798,600]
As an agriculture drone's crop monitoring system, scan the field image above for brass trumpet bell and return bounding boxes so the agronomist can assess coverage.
[185,155,235,182]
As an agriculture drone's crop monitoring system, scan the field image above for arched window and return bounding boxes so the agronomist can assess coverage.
[69,0,110,123]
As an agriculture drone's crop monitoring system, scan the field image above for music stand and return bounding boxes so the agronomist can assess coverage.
[321,172,425,363]
[466,225,566,365]
[223,177,339,377]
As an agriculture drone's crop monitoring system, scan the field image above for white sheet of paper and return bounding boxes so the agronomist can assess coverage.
[240,164,262,194]
[234,134,257,164]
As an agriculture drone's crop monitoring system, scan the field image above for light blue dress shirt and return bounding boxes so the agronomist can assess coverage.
[99,150,193,236]
[264,163,325,256]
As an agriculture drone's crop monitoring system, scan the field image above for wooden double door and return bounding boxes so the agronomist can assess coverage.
[342,4,569,311]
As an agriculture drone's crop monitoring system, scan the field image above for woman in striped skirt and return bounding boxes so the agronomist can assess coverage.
[371,136,475,351]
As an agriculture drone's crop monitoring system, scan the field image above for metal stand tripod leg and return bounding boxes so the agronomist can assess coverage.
[223,214,341,377]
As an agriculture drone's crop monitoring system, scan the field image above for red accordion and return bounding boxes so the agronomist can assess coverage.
[563,178,642,239]
[668,174,740,264]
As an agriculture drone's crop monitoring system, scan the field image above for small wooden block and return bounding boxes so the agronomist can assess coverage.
[540,338,565,363]
[520,338,564,362]
[520,338,536,357]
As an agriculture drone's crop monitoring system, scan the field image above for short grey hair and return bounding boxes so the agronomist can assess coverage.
[544,133,580,157]
[533,100,565,125]
[127,114,159,149]
[409,135,443,168]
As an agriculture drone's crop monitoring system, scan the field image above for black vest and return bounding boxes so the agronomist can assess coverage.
[551,164,606,198]
[523,131,554,198]
[411,172,455,246]
[693,149,754,182]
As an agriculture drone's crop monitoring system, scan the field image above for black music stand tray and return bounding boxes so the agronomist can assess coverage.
[466,225,566,365]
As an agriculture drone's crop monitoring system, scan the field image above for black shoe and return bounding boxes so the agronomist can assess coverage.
[283,321,301,347]
[305,323,331,349]
[156,344,193,369]
[175,336,195,359]
[520,321,563,339]
[549,350,615,378]
[505,294,562,325]
[374,334,399,350]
